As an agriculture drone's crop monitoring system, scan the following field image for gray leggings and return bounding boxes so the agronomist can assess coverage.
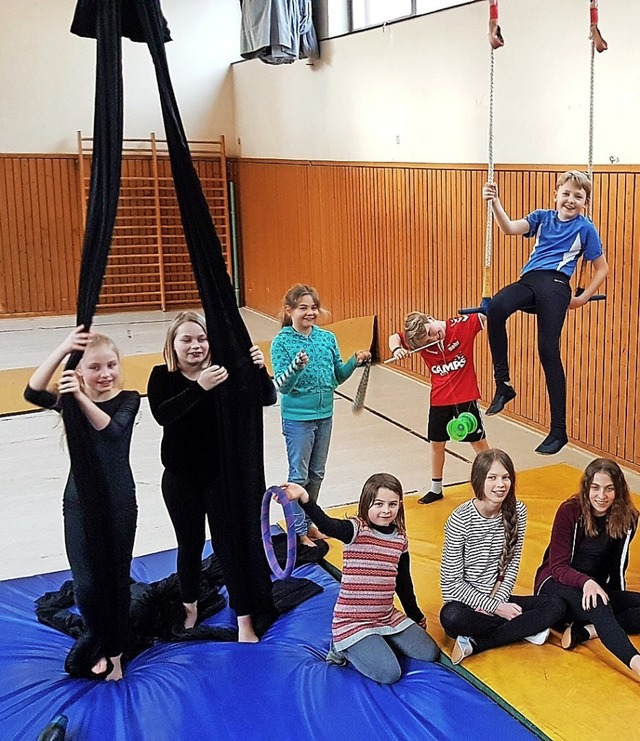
[341,624,439,684]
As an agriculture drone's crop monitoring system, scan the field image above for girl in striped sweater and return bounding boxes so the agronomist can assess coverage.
[440,449,564,664]
[281,473,439,683]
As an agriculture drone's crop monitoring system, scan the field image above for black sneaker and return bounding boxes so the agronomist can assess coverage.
[418,491,444,505]
[486,385,517,416]
[535,431,568,455]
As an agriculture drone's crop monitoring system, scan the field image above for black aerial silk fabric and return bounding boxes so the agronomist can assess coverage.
[63,0,276,673]
[35,549,324,662]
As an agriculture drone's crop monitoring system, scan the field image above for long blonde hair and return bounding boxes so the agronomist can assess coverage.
[162,311,210,372]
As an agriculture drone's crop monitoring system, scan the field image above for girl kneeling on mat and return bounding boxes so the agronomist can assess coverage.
[281,473,439,684]
[535,458,640,677]
[440,449,564,664]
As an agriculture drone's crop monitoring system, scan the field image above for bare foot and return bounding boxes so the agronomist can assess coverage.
[184,601,198,629]
[106,654,123,681]
[585,624,598,640]
[91,657,108,676]
[299,535,317,548]
[237,615,259,643]
[307,525,329,541]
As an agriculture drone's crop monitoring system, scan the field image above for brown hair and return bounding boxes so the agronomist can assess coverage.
[574,458,638,539]
[357,472,406,534]
[556,170,592,201]
[280,284,328,327]
[403,311,431,350]
[162,311,210,372]
[470,449,518,576]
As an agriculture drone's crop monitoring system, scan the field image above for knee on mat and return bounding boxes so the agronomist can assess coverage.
[439,602,466,636]
[374,665,402,685]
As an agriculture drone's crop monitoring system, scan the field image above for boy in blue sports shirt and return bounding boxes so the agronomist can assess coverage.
[482,171,608,455]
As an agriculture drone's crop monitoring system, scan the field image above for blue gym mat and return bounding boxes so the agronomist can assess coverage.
[0,549,537,740]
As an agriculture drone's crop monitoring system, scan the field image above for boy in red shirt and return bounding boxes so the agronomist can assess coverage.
[389,312,489,504]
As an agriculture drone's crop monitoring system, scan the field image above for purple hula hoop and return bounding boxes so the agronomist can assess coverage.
[261,486,297,579]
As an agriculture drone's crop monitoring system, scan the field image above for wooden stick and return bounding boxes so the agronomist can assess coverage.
[384,340,441,364]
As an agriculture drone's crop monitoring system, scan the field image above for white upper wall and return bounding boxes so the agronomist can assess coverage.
[0,0,241,154]
[233,0,640,164]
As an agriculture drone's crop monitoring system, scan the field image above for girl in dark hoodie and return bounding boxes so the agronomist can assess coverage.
[535,458,640,675]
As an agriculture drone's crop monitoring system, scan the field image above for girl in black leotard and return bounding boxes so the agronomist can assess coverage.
[25,327,139,680]
[148,311,273,642]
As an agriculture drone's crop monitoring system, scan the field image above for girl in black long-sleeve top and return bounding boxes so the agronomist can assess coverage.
[535,458,640,675]
[24,327,139,680]
[148,311,273,642]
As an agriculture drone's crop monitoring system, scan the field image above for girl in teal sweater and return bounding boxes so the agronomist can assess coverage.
[270,284,371,546]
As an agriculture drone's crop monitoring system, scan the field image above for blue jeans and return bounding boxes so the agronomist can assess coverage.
[282,417,333,536]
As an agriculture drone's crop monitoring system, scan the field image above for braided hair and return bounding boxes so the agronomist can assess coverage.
[470,449,518,576]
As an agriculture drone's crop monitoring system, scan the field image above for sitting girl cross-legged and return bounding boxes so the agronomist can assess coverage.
[440,449,565,664]
[535,458,640,677]
[281,473,439,684]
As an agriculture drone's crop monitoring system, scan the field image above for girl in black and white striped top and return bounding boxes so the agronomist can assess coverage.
[440,449,565,664]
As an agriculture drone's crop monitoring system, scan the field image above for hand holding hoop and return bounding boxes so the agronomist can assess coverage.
[261,486,297,579]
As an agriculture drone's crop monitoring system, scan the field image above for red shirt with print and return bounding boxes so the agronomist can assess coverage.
[400,314,482,406]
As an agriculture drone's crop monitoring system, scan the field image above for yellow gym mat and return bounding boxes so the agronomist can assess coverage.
[322,464,640,741]
[0,354,165,416]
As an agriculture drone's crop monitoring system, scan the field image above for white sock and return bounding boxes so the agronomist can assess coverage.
[431,478,443,495]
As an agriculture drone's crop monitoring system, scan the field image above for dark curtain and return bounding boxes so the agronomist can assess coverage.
[65,0,274,663]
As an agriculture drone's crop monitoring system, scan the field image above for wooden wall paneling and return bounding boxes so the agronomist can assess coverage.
[234,159,639,469]
[14,160,31,313]
[609,173,625,457]
[28,159,46,310]
[0,161,13,313]
[626,177,640,465]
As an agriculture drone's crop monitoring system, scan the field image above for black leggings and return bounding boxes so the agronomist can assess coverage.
[540,580,640,667]
[64,483,137,659]
[440,594,565,654]
[487,270,572,431]
[162,469,272,616]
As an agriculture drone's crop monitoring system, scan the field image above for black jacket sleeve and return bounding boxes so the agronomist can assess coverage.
[396,551,423,623]
[259,368,277,407]
[147,366,209,426]
[300,499,356,544]
[99,391,141,440]
[24,385,60,411]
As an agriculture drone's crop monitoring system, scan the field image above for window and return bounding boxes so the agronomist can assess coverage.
[351,0,412,30]
[348,0,474,33]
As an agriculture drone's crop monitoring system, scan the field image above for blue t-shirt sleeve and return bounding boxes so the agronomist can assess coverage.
[582,220,604,262]
[524,210,545,239]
